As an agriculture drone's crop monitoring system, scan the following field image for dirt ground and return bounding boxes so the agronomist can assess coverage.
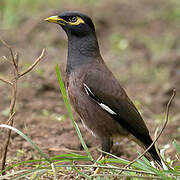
[0,0,180,169]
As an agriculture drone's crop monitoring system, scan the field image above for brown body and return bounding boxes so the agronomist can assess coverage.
[67,63,129,138]
[67,61,149,152]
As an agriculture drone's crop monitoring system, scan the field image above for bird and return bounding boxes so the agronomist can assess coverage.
[45,11,162,166]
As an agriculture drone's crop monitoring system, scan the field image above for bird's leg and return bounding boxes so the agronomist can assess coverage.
[93,137,113,175]
[101,137,112,154]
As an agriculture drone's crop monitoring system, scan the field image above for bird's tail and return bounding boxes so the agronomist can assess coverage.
[148,144,162,167]
[131,134,162,167]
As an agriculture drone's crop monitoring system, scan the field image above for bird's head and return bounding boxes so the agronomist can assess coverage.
[45,11,95,37]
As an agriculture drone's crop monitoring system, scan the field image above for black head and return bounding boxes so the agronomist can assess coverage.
[45,11,101,73]
[45,11,95,37]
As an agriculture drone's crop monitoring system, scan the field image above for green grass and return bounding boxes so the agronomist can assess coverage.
[0,65,179,179]
[56,64,92,160]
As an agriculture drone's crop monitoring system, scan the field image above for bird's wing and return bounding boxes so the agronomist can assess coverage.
[83,63,152,145]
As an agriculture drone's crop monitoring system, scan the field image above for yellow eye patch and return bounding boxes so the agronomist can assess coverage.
[68,17,85,26]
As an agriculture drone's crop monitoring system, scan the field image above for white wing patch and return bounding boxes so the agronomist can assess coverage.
[83,83,94,96]
[99,103,116,115]
[83,83,116,115]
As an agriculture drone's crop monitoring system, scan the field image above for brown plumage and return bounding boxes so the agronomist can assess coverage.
[45,11,162,166]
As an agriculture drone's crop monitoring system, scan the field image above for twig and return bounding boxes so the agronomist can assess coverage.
[6,112,16,125]
[2,56,13,65]
[1,68,18,175]
[18,48,45,78]
[14,52,19,70]
[0,39,18,72]
[0,77,13,86]
[0,38,45,174]
[120,89,176,173]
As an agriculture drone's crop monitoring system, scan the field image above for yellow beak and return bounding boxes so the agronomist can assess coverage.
[45,16,66,25]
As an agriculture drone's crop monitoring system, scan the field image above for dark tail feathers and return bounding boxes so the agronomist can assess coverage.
[148,145,162,167]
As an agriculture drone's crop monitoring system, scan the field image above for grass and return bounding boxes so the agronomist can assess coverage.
[56,64,92,161]
[0,65,179,179]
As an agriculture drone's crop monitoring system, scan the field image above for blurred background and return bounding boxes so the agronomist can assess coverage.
[0,0,179,162]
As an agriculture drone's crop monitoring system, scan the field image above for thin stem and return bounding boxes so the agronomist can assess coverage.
[0,39,18,72]
[18,49,45,78]
[1,80,17,174]
[7,112,16,125]
[0,77,13,86]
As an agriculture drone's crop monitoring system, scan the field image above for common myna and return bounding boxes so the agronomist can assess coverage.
[45,11,162,166]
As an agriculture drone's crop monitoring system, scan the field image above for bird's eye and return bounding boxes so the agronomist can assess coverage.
[69,16,77,23]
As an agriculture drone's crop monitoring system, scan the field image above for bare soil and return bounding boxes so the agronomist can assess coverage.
[0,0,179,171]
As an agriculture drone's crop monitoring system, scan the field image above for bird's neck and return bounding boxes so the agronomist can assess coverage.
[66,33,101,74]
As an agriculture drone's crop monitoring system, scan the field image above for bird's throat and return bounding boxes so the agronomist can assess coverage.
[66,33,101,74]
